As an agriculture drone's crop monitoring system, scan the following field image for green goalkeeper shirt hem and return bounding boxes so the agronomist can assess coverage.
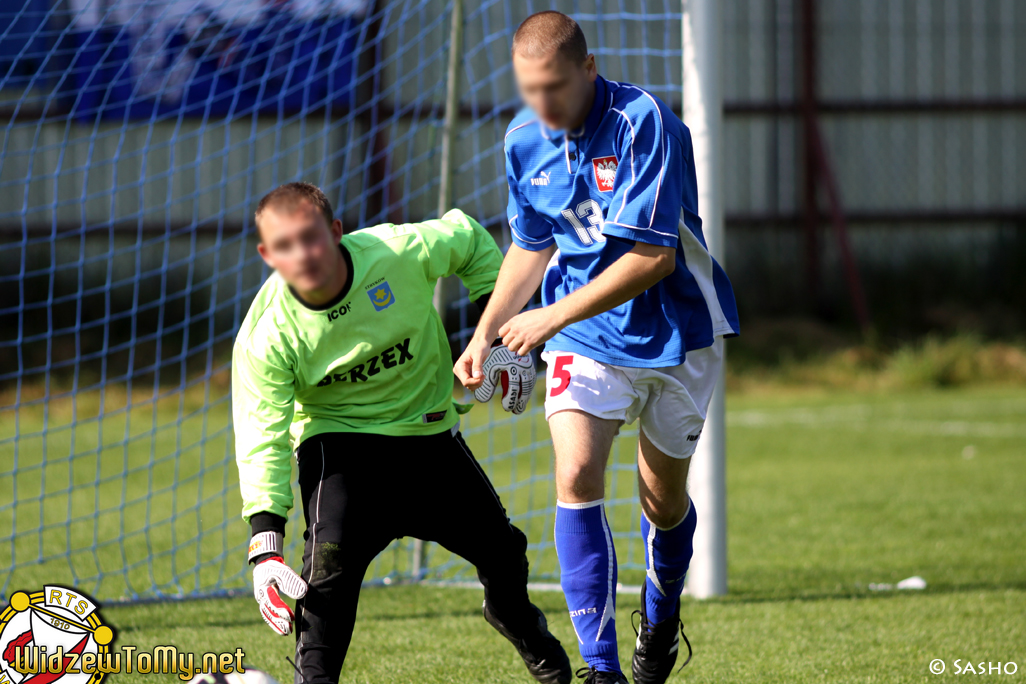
[293,403,461,442]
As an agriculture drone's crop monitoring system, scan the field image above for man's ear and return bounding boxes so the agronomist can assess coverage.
[331,218,344,241]
[256,241,274,269]
[584,54,597,81]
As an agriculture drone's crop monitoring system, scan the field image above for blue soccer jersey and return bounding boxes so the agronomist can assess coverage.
[505,75,740,368]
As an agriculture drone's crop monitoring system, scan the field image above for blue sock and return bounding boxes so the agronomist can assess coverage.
[554,499,620,674]
[641,496,698,624]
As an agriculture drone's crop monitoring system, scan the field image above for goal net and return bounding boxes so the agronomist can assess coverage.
[0,0,684,601]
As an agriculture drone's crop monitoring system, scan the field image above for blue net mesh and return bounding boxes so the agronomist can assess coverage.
[0,0,683,602]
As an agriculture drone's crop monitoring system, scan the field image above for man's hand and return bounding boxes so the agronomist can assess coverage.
[253,555,308,636]
[473,340,536,414]
[498,307,565,357]
[456,244,555,389]
[454,334,494,391]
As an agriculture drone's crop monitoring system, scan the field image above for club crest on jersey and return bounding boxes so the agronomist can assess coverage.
[592,156,617,193]
[367,281,395,311]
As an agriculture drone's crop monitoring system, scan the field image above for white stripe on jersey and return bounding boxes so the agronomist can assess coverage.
[504,119,536,143]
[608,81,668,230]
[604,220,678,240]
[677,208,735,337]
[610,107,637,223]
[509,216,554,246]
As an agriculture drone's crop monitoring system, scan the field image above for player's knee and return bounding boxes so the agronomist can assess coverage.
[310,541,344,584]
[556,459,605,501]
[643,497,691,529]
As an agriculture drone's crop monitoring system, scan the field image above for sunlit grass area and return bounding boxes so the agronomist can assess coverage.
[4,379,1024,682]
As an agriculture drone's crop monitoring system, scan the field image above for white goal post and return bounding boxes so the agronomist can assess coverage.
[682,0,729,598]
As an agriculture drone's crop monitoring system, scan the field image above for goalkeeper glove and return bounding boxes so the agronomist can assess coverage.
[249,531,308,636]
[473,339,536,415]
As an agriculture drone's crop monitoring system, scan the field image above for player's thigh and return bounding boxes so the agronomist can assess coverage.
[541,351,633,501]
[636,428,691,526]
[632,341,724,523]
[402,429,527,566]
[635,342,724,461]
[296,433,397,583]
[548,409,622,502]
[635,378,701,525]
[672,336,725,420]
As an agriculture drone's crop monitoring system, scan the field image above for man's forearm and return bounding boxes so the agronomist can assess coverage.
[474,244,554,339]
[548,242,675,329]
[493,241,676,357]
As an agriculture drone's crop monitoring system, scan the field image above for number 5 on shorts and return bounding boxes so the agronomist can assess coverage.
[549,355,573,397]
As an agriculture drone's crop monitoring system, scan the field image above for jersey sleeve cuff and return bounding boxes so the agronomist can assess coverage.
[601,221,679,248]
[249,510,287,537]
[511,235,555,251]
[509,225,555,252]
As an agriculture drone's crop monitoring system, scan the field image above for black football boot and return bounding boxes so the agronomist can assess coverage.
[631,581,693,684]
[573,666,629,684]
[483,600,573,684]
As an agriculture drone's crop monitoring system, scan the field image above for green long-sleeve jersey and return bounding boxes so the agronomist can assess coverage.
[232,209,502,524]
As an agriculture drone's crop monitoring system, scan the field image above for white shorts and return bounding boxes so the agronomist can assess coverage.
[540,337,724,459]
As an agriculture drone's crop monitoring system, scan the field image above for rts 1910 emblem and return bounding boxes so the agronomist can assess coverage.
[0,586,114,684]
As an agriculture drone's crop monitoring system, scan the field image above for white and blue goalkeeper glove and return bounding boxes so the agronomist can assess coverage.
[473,340,536,415]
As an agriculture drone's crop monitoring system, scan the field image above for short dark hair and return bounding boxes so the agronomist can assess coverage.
[254,182,334,239]
[511,11,588,64]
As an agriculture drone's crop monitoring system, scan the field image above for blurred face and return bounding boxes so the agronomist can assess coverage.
[256,201,343,295]
[513,50,597,131]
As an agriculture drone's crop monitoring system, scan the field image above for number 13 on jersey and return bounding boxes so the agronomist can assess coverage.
[560,199,606,245]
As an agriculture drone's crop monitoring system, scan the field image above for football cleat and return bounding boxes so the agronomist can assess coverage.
[483,600,573,684]
[573,667,628,684]
[631,581,693,684]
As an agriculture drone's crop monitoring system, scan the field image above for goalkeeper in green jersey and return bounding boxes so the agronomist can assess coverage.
[233,183,570,684]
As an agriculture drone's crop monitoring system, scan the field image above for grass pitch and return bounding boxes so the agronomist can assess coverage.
[89,385,1025,683]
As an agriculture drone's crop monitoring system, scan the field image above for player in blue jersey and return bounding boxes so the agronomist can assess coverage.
[454,12,739,684]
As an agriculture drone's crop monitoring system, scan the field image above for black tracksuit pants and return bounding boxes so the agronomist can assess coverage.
[291,427,534,684]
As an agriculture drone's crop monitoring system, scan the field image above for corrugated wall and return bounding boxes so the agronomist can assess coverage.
[4,1,1022,229]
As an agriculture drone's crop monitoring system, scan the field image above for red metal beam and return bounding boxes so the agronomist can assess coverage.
[800,0,819,300]
[799,0,872,335]
[809,122,871,333]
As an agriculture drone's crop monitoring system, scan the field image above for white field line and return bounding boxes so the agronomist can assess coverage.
[728,406,1026,439]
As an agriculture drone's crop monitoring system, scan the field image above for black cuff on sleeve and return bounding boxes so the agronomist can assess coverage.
[473,291,492,315]
[249,511,287,537]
